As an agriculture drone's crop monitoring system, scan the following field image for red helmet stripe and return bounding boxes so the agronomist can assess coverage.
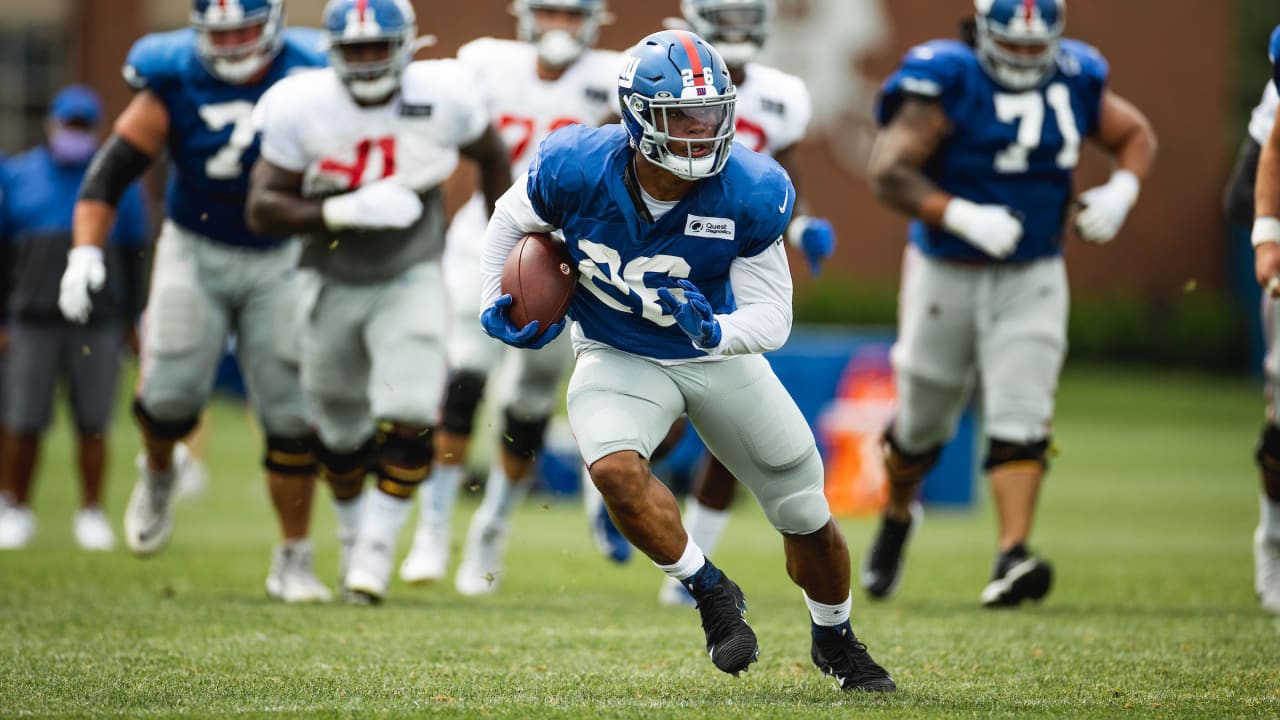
[674,30,706,86]
[1022,0,1035,22]
[357,0,368,23]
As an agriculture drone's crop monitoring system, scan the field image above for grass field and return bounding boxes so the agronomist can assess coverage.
[1,363,1277,718]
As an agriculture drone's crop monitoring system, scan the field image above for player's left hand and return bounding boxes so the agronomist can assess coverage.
[480,294,565,349]
[657,279,722,350]
[788,216,836,275]
[58,245,107,324]
[1075,170,1140,244]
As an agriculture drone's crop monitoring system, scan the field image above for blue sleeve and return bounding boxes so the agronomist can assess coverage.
[876,40,970,126]
[526,127,590,229]
[1061,40,1110,136]
[111,183,150,247]
[122,31,189,94]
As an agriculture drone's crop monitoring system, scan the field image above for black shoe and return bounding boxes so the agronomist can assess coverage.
[861,502,922,599]
[811,622,896,692]
[688,572,759,676]
[980,545,1053,608]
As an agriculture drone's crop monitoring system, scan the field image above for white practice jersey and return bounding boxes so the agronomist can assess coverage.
[255,62,490,283]
[732,62,812,157]
[1250,80,1279,147]
[458,37,622,178]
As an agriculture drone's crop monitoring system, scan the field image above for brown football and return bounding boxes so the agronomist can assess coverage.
[500,232,577,337]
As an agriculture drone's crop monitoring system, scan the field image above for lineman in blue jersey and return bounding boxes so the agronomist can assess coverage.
[479,30,895,691]
[56,0,333,603]
[865,0,1156,607]
[1245,25,1280,616]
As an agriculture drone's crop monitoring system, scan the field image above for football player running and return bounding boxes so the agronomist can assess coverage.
[247,0,510,604]
[397,0,622,596]
[864,0,1156,606]
[479,29,895,691]
[649,0,837,608]
[57,0,332,602]
[1246,26,1280,616]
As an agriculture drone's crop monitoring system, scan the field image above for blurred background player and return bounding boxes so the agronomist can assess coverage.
[57,0,332,602]
[247,0,510,603]
[864,0,1156,606]
[396,0,621,596]
[646,0,838,607]
[478,28,895,691]
[1244,25,1280,617]
[0,85,148,550]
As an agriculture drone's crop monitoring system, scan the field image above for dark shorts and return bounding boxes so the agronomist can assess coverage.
[4,322,124,433]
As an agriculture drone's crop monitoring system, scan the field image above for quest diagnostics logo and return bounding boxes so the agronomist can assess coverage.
[685,214,736,240]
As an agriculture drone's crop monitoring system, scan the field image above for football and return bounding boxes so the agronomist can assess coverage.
[500,232,578,337]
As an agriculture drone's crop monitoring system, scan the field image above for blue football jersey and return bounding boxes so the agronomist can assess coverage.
[877,39,1109,263]
[527,124,795,360]
[123,27,326,248]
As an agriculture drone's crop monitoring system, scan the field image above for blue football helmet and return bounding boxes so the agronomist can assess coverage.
[323,0,417,103]
[681,0,774,67]
[974,0,1065,90]
[190,0,284,84]
[619,30,736,180]
[512,0,608,68]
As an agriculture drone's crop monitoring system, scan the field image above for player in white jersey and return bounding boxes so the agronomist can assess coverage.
[246,0,510,603]
[397,0,621,596]
[639,0,838,606]
[1243,26,1280,616]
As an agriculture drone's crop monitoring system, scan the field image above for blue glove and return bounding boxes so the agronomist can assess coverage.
[796,216,835,275]
[656,279,722,349]
[480,294,566,349]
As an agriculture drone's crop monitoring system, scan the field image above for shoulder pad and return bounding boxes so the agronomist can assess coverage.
[122,29,196,92]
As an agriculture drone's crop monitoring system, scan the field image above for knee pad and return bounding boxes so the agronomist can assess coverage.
[882,423,942,484]
[316,437,375,500]
[984,437,1051,472]
[1256,424,1280,475]
[760,450,830,534]
[264,434,318,477]
[501,409,549,460]
[376,423,434,498]
[440,370,487,435]
[132,398,199,443]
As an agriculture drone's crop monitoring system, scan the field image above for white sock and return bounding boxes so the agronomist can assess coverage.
[333,495,364,539]
[804,591,852,627]
[684,500,730,558]
[582,464,604,519]
[1263,494,1280,543]
[654,538,706,581]
[361,488,414,545]
[478,464,531,531]
[420,464,464,533]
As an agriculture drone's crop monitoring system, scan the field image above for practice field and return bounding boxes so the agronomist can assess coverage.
[1,364,1277,718]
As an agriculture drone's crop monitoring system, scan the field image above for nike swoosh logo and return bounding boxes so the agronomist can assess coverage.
[778,195,788,214]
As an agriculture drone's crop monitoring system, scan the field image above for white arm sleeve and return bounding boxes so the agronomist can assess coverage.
[709,239,793,356]
[479,174,557,313]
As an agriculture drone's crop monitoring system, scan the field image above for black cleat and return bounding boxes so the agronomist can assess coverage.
[688,573,759,676]
[811,622,896,692]
[981,546,1053,608]
[861,502,922,600]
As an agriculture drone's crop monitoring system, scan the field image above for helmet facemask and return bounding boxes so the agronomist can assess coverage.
[514,0,605,68]
[191,0,284,84]
[974,0,1063,91]
[681,0,772,67]
[624,88,736,180]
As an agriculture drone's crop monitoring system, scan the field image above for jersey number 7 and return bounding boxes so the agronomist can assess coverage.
[993,83,1081,173]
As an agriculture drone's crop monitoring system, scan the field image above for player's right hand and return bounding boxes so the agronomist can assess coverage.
[58,245,107,324]
[321,179,424,231]
[941,197,1023,259]
[480,294,565,349]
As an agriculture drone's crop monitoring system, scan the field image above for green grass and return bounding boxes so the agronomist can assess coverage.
[2,364,1278,718]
